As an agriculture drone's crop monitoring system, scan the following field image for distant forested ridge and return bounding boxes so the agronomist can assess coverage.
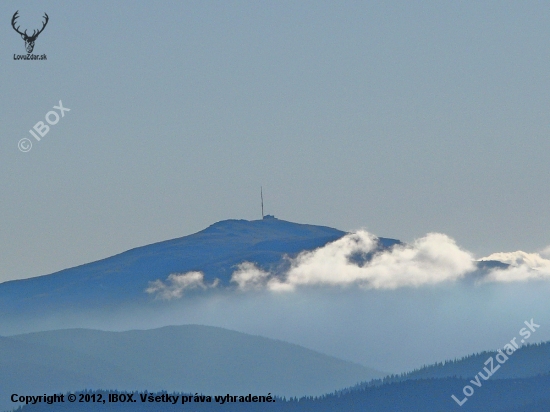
[345,340,550,393]
[10,373,550,412]
[6,338,550,412]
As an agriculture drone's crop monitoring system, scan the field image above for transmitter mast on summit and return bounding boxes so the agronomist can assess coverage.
[261,187,264,218]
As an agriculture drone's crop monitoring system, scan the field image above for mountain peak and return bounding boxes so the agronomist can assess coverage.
[199,217,345,240]
[0,218,346,323]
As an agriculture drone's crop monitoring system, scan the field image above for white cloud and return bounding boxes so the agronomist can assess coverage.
[225,231,476,292]
[266,231,475,291]
[147,234,550,299]
[268,230,377,290]
[479,251,550,283]
[231,262,270,291]
[480,251,550,268]
[146,272,219,300]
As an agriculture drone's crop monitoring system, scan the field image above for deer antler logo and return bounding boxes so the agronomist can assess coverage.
[11,11,49,54]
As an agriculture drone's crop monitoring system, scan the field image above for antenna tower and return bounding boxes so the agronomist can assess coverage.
[261,187,264,218]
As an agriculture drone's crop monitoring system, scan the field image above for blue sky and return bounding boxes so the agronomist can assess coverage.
[1,1,550,282]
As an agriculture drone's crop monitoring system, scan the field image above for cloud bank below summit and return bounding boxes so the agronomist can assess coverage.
[146,272,219,300]
[480,250,550,283]
[146,231,550,300]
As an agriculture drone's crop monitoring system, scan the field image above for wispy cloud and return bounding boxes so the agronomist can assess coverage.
[231,262,270,291]
[145,232,550,299]
[146,272,219,300]
[479,251,550,283]
[242,231,475,291]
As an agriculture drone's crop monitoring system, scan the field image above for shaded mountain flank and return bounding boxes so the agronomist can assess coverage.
[1,217,506,321]
[0,218,402,321]
[0,218,345,314]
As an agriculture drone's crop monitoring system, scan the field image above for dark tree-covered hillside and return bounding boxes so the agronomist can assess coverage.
[10,373,550,412]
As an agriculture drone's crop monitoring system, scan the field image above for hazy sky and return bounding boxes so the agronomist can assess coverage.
[2,1,549,283]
